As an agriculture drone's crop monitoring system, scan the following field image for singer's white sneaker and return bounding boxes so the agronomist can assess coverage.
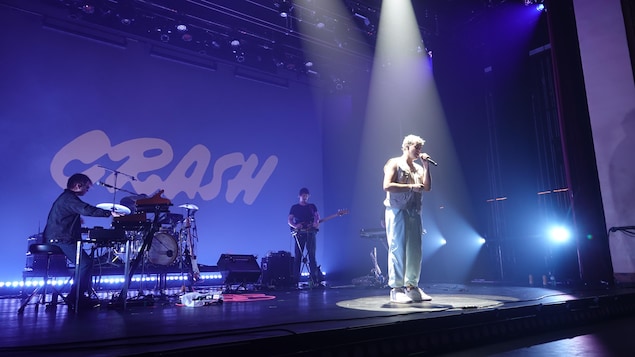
[406,286,432,302]
[390,288,413,303]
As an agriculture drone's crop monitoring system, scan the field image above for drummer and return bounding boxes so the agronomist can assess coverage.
[43,173,123,312]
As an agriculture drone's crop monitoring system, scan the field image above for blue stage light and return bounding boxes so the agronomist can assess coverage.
[548,226,571,243]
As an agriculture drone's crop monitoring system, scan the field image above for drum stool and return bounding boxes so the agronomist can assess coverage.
[18,244,71,313]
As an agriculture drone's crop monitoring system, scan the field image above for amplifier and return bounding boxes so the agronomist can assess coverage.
[216,254,261,285]
[261,251,295,288]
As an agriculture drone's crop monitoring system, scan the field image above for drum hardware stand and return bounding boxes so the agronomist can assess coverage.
[140,224,177,299]
[178,204,200,293]
[83,241,109,296]
[110,213,159,310]
[94,235,130,268]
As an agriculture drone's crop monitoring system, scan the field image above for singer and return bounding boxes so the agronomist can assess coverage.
[382,134,433,303]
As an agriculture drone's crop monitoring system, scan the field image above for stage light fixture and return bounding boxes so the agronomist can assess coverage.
[353,13,371,27]
[115,2,136,26]
[153,26,172,43]
[525,0,546,11]
[229,39,246,62]
[81,4,96,15]
[304,61,319,77]
[353,12,376,37]
[119,17,133,26]
[234,51,246,63]
[274,0,294,18]
[333,78,345,91]
[548,226,571,243]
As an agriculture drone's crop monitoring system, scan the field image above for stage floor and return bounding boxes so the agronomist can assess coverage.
[2,280,635,356]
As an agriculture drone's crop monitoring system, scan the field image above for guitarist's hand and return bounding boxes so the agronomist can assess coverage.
[295,222,318,232]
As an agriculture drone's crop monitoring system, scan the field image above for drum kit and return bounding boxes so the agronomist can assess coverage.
[93,196,201,279]
[86,169,203,305]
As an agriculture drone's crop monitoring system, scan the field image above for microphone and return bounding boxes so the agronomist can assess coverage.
[420,155,438,166]
[95,181,115,189]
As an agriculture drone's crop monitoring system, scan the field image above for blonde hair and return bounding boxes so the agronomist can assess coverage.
[401,134,425,150]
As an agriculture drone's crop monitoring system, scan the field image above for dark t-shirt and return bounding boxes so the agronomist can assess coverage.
[289,203,318,227]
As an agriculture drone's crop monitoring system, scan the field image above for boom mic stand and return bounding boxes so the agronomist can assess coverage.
[97,165,138,214]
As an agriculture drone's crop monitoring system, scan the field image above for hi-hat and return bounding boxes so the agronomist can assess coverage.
[178,203,199,211]
[97,203,131,215]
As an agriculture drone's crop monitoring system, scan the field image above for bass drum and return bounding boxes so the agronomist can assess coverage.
[148,232,179,266]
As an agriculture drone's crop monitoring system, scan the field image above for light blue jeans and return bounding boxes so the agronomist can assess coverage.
[385,207,423,288]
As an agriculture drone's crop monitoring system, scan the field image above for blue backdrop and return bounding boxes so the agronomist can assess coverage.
[0,7,361,281]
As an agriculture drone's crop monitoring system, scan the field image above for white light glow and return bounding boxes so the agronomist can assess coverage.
[549,226,571,243]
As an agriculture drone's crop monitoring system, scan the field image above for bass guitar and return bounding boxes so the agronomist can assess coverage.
[291,209,349,234]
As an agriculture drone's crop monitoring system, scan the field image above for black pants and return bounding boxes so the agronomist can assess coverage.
[55,241,93,299]
[293,232,319,283]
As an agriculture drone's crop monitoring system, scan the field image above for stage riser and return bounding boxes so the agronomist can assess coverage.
[153,293,635,356]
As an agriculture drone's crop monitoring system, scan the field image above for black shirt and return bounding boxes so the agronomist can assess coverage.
[43,189,112,243]
[289,203,318,230]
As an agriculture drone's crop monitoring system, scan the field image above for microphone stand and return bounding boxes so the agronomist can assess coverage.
[111,171,119,211]
[98,165,137,212]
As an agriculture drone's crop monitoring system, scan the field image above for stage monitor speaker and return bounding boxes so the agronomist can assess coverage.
[261,251,295,288]
[217,254,261,284]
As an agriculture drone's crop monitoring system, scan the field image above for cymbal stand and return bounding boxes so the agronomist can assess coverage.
[179,207,199,292]
[112,210,159,309]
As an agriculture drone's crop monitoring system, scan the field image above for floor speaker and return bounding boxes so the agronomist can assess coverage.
[261,251,295,288]
[217,254,261,284]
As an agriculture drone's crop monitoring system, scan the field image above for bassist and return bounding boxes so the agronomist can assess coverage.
[288,187,321,286]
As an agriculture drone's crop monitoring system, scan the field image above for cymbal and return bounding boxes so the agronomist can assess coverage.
[178,203,199,211]
[97,203,131,215]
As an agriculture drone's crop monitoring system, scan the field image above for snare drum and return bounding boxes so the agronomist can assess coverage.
[148,232,179,266]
